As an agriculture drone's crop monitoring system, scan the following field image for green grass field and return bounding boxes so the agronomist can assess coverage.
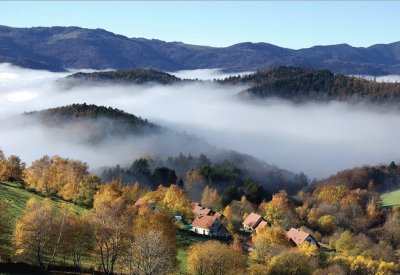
[381,189,400,207]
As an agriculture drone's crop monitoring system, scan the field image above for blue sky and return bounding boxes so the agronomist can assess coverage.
[1,1,399,49]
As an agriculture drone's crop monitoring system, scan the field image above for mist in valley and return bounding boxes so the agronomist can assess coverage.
[1,63,400,179]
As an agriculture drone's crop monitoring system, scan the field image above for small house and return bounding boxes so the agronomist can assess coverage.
[133,197,156,211]
[190,214,229,237]
[286,228,320,248]
[242,212,264,232]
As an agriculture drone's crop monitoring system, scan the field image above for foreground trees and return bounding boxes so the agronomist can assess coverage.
[187,240,246,275]
[249,226,289,264]
[120,209,177,275]
[14,198,95,270]
[0,199,11,259]
[90,181,134,275]
[268,251,311,275]
[14,199,70,269]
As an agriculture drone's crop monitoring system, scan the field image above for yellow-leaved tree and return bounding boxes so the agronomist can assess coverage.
[90,180,134,275]
[162,184,193,221]
[249,226,289,264]
[24,155,89,200]
[119,208,178,275]
[14,198,70,269]
[187,240,246,275]
[0,151,25,182]
[260,190,299,229]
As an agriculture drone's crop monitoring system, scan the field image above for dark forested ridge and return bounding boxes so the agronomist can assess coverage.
[2,25,400,74]
[66,68,182,85]
[221,66,400,102]
[25,103,160,141]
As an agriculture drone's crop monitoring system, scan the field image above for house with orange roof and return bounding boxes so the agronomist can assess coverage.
[133,197,156,211]
[243,212,270,232]
[190,214,229,237]
[286,228,320,247]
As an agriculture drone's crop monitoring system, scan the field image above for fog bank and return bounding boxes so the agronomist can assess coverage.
[1,63,400,178]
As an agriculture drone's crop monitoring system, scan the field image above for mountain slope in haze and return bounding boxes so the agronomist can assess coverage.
[22,103,304,195]
[2,25,400,74]
[25,103,160,142]
[221,66,400,102]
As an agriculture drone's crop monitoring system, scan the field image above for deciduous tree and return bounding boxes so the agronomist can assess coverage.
[91,181,134,275]
[14,198,68,269]
[187,240,246,275]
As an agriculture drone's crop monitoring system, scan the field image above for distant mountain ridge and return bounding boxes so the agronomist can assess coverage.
[1,25,400,74]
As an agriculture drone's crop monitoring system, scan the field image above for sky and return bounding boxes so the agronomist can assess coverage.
[0,1,399,49]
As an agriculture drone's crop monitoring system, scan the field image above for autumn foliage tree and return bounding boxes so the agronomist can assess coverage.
[60,212,95,269]
[120,208,177,275]
[267,251,311,275]
[249,226,289,264]
[24,155,89,200]
[14,198,71,269]
[260,191,299,229]
[162,184,193,221]
[187,240,246,275]
[90,180,134,275]
[0,149,25,182]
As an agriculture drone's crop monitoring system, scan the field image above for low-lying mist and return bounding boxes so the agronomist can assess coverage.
[1,63,400,179]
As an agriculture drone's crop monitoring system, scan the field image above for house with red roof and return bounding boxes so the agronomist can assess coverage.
[190,214,229,237]
[190,202,228,237]
[133,197,156,211]
[286,228,320,247]
[242,212,270,233]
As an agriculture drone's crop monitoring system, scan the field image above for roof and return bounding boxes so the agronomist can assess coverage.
[286,228,312,246]
[134,197,156,209]
[243,212,263,229]
[192,202,214,216]
[191,214,218,230]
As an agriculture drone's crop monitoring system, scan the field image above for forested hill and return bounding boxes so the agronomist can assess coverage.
[25,104,160,139]
[65,68,182,85]
[2,25,400,74]
[221,66,400,102]
[315,161,400,193]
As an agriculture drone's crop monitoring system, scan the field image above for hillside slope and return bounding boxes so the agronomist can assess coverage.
[221,66,400,102]
[25,103,160,142]
[0,181,85,257]
[1,25,400,74]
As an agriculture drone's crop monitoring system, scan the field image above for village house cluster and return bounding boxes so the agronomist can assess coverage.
[133,197,319,251]
[189,203,319,251]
